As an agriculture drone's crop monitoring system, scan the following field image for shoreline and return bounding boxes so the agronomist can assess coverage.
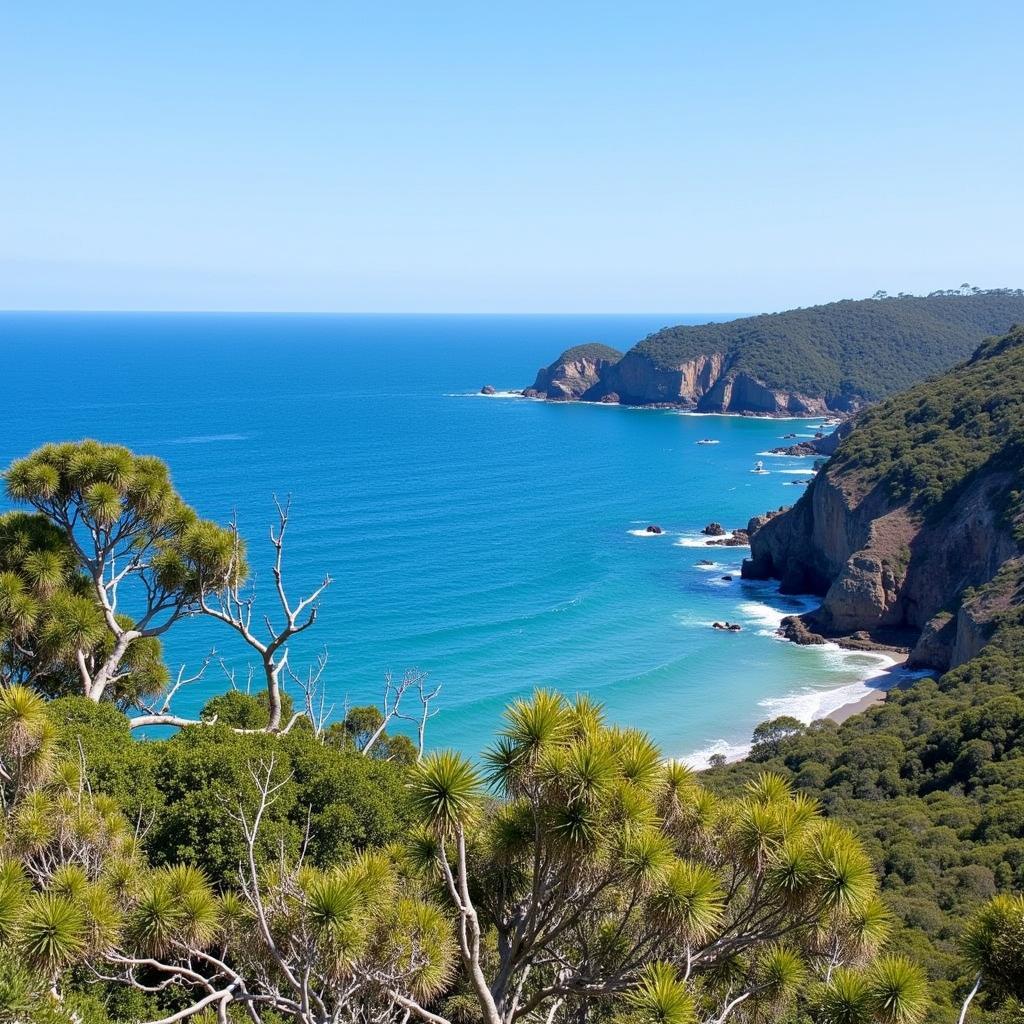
[471,390,845,422]
[824,648,913,724]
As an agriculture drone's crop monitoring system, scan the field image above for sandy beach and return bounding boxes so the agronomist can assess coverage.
[825,651,914,725]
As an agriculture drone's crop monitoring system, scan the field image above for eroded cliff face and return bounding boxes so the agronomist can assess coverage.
[531,348,841,414]
[592,350,835,414]
[742,464,1022,670]
[527,349,621,401]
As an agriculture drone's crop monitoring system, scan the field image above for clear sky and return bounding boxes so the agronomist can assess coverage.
[2,1,1022,313]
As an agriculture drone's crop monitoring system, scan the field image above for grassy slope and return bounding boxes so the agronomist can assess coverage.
[631,291,1024,402]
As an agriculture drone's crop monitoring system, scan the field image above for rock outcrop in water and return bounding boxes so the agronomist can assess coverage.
[526,291,1024,416]
[742,326,1024,671]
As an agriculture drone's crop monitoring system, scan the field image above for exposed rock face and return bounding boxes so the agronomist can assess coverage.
[529,344,623,401]
[743,458,1022,671]
[772,420,854,457]
[593,351,835,414]
[528,293,1024,416]
[530,346,845,415]
[702,521,726,536]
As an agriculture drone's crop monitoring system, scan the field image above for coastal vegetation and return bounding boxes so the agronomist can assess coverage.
[2,402,1023,1022]
[529,289,1024,413]
[0,682,931,1024]
[709,607,1024,1022]
[632,289,1024,401]
[730,326,1024,1021]
[827,324,1024,514]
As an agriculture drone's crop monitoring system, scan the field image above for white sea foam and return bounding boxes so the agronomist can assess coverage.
[628,528,667,537]
[168,433,250,444]
[780,468,818,475]
[756,450,811,458]
[674,532,748,549]
[682,738,752,769]
[757,680,877,724]
[693,561,723,571]
[734,597,818,629]
[445,390,526,399]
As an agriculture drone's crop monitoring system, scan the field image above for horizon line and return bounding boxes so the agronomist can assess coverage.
[0,308,738,318]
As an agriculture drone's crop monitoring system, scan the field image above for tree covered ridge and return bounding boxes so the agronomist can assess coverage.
[548,342,623,364]
[828,324,1024,513]
[707,604,1024,1023]
[630,290,1024,401]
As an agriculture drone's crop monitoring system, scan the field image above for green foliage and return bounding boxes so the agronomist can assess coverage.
[201,688,294,729]
[3,441,241,708]
[750,714,806,759]
[413,690,909,1024]
[961,893,1024,1005]
[549,342,624,365]
[710,609,1024,1022]
[50,699,415,884]
[631,291,1024,402]
[831,325,1024,513]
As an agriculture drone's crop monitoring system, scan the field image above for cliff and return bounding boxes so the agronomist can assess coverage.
[742,325,1024,671]
[526,290,1024,415]
[525,343,622,401]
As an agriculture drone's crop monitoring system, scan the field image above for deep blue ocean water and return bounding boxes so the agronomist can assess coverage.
[0,313,895,762]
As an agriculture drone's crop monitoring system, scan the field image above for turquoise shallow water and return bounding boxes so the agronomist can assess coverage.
[0,313,894,762]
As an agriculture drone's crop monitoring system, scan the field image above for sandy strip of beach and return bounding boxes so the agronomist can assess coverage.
[825,650,912,725]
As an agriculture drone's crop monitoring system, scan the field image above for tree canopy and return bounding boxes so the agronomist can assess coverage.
[630,290,1024,402]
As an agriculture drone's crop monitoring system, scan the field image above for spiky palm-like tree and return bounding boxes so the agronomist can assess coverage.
[409,690,927,1024]
[957,893,1024,1021]
[99,761,456,1024]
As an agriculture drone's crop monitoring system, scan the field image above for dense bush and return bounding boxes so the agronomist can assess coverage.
[632,290,1024,401]
[51,692,417,884]
[829,325,1024,515]
[708,609,1024,1022]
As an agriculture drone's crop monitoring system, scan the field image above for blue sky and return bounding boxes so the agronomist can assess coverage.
[2,1,1022,313]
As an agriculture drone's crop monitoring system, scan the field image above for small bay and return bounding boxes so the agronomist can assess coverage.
[0,312,892,761]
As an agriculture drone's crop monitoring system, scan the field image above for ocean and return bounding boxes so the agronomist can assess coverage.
[0,312,895,763]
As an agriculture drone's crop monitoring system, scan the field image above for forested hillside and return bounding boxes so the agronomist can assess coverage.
[634,290,1024,401]
[725,327,1024,1022]
[528,289,1024,413]
[708,608,1024,1022]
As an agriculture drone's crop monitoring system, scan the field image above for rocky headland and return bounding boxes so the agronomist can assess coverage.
[523,291,1024,417]
[741,326,1024,672]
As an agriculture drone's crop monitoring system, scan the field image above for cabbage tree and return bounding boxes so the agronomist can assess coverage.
[957,893,1024,1022]
[409,690,927,1024]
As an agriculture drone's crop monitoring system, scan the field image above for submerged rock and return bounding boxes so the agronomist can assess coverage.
[645,524,664,535]
[480,385,496,395]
